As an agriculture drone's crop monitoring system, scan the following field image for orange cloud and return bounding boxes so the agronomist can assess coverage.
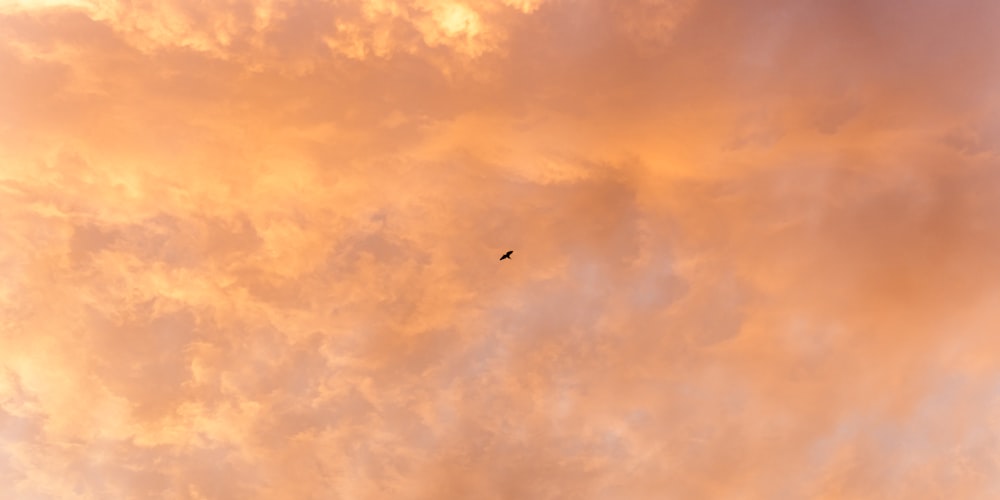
[2,0,1000,498]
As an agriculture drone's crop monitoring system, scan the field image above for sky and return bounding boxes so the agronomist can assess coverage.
[2,0,1000,498]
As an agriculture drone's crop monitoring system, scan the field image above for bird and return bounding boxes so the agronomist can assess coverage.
[499,250,513,261]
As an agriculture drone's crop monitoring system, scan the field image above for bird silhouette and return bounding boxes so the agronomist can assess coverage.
[499,250,513,261]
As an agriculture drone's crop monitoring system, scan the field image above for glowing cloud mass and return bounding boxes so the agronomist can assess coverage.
[2,0,1000,498]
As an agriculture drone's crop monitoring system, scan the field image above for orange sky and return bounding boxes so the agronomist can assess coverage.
[2,0,1000,498]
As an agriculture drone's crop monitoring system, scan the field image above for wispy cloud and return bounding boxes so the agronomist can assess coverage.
[2,0,1000,498]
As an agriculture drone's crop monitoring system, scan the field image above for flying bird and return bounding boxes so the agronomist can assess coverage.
[499,250,513,261]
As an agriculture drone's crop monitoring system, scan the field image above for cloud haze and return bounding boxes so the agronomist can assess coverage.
[2,0,1000,498]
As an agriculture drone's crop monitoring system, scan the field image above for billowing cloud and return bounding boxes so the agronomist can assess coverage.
[2,0,1000,498]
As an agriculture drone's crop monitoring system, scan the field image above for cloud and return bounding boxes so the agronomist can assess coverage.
[2,0,1000,498]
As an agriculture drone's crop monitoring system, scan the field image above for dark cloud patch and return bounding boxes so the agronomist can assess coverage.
[87,305,199,420]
